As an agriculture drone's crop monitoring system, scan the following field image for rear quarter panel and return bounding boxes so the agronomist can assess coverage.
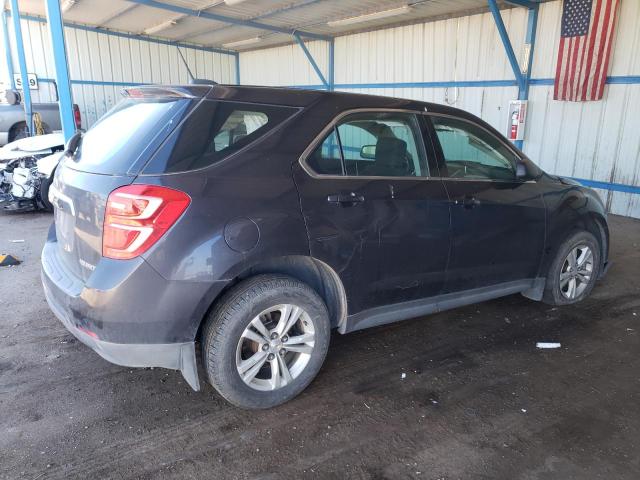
[137,123,313,339]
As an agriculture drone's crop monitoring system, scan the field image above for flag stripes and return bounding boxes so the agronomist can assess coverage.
[554,0,620,102]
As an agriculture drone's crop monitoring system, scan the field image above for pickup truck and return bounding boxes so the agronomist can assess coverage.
[0,90,81,145]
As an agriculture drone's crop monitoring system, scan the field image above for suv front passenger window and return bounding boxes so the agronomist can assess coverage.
[431,116,519,181]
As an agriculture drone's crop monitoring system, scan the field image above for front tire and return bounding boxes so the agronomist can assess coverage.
[202,275,330,409]
[543,230,601,305]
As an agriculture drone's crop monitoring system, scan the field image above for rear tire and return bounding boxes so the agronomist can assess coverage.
[202,275,330,409]
[9,122,28,142]
[39,172,54,212]
[543,230,601,305]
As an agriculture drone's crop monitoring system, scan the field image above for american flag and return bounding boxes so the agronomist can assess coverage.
[554,0,620,101]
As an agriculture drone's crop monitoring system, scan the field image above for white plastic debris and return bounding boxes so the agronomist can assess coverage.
[9,239,25,243]
[401,372,406,379]
[521,408,527,413]
[536,342,561,349]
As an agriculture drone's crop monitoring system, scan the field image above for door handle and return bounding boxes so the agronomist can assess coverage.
[327,192,365,206]
[453,195,481,209]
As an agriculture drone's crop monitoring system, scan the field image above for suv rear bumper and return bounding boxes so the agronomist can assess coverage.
[41,237,204,391]
[42,274,200,389]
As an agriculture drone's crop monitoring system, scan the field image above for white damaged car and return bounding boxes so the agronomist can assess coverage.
[0,133,65,212]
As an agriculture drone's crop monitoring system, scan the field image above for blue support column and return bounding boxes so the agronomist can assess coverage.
[488,0,539,150]
[9,0,33,136]
[1,11,16,89]
[487,0,525,93]
[45,0,76,142]
[520,5,539,100]
[293,33,329,90]
[328,38,335,91]
[515,5,538,150]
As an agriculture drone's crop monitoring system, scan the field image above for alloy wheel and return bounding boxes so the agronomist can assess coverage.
[559,245,594,299]
[236,304,315,391]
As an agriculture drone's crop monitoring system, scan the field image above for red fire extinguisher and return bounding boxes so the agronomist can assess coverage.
[510,110,519,140]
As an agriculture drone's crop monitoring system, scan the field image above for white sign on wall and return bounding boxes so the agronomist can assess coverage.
[13,73,39,90]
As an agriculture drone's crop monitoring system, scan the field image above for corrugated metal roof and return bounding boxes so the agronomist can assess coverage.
[10,0,548,51]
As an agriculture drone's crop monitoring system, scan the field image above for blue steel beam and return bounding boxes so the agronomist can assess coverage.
[127,0,331,42]
[293,33,329,89]
[520,5,539,100]
[487,0,525,93]
[45,0,76,142]
[1,11,16,89]
[178,0,324,43]
[513,5,538,150]
[9,12,235,57]
[503,0,538,8]
[328,38,335,91]
[9,0,33,136]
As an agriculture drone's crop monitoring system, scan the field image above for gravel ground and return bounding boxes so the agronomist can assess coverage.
[0,211,639,480]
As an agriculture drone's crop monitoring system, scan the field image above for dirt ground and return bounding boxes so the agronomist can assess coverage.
[0,211,638,480]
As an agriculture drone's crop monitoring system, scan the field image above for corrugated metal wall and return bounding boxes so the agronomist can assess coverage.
[526,0,640,219]
[1,2,638,217]
[0,16,237,128]
[240,40,329,87]
[238,0,640,219]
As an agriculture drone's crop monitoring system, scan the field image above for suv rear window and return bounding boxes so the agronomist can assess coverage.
[70,97,192,175]
[143,100,299,174]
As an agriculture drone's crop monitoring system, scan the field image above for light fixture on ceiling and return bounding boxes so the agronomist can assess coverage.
[143,19,179,35]
[61,0,78,14]
[327,5,411,27]
[222,37,262,48]
[224,0,250,5]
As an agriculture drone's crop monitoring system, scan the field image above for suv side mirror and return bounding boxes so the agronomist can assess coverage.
[515,160,527,179]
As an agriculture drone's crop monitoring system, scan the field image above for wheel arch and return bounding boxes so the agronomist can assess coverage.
[195,255,348,342]
[588,212,609,269]
[543,194,609,279]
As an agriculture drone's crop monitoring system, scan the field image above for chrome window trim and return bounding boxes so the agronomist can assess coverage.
[299,108,536,184]
[426,112,528,179]
[299,108,434,181]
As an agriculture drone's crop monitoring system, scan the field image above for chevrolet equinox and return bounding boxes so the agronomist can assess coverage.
[42,85,609,408]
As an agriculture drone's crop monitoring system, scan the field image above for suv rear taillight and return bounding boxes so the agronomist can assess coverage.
[73,104,81,129]
[103,185,190,260]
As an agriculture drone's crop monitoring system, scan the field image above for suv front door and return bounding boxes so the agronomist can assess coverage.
[426,114,545,293]
[294,110,451,322]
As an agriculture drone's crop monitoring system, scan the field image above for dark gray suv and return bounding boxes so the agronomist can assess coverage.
[42,84,609,408]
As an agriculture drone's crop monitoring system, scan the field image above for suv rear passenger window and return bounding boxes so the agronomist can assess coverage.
[305,112,428,178]
[144,100,298,174]
[306,129,343,175]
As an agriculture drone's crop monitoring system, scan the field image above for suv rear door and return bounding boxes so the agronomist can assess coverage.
[294,110,451,322]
